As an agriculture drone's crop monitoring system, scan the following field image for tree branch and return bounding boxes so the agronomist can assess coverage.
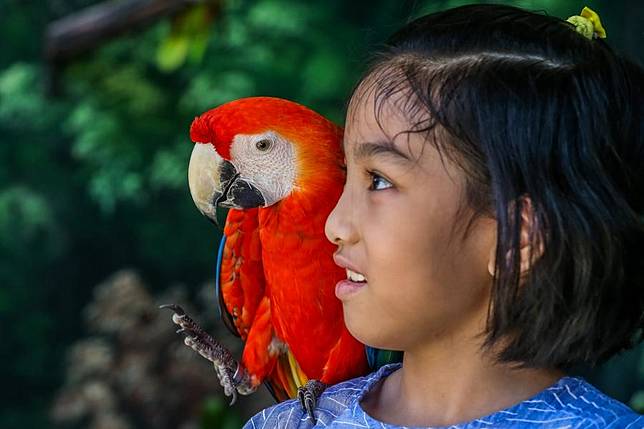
[44,0,197,63]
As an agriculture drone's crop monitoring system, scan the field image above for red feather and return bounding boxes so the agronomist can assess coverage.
[198,97,368,400]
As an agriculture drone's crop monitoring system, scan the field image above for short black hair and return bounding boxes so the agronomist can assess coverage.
[348,4,644,370]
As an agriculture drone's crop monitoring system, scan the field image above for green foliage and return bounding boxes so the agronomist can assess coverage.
[413,0,603,18]
[0,0,642,427]
[0,186,59,255]
[200,396,244,429]
[156,3,216,72]
[179,70,257,113]
[0,63,48,126]
[632,347,644,412]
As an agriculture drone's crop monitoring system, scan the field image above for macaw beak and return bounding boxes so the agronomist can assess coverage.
[188,143,266,221]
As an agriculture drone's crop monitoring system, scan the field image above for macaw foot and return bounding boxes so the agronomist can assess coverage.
[159,304,257,405]
[297,379,328,423]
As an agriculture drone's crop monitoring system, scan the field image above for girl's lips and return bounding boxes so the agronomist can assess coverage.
[333,254,365,277]
[335,279,367,300]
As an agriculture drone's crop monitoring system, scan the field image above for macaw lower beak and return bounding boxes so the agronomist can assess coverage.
[188,143,266,221]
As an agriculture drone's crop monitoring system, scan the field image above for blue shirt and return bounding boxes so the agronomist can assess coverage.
[243,363,643,428]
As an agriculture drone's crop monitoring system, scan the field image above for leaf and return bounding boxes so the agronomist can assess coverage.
[247,0,312,36]
[630,391,644,413]
[179,71,256,113]
[200,396,243,429]
[156,33,189,72]
[188,31,211,63]
[156,3,217,71]
[149,142,191,191]
[0,63,54,128]
[302,50,346,100]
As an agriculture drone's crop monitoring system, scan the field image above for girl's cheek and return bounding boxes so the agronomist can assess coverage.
[368,189,402,213]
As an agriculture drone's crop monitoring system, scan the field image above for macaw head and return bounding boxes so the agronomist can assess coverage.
[188,97,344,220]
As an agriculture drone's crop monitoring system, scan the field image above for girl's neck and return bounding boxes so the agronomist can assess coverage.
[361,334,565,428]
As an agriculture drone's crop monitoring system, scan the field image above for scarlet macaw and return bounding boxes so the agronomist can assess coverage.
[161,97,401,420]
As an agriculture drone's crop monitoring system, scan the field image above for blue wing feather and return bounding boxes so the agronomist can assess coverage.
[215,232,226,318]
[216,232,241,337]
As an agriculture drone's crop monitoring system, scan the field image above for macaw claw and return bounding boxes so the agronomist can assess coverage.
[159,303,257,405]
[159,303,186,315]
[297,379,328,424]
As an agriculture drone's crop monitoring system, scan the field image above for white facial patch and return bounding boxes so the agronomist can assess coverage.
[229,131,297,207]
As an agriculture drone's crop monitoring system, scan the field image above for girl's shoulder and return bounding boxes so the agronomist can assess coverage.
[242,363,399,429]
[242,364,644,429]
[540,376,643,428]
[465,375,642,429]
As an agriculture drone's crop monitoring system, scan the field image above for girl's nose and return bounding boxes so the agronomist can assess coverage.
[325,186,358,246]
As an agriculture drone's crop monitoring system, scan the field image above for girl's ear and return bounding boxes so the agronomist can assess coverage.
[487,243,496,277]
[487,196,544,279]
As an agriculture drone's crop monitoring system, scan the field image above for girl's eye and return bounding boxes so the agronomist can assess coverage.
[367,170,393,191]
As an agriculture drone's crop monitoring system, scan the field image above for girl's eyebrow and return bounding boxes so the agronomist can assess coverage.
[347,140,412,167]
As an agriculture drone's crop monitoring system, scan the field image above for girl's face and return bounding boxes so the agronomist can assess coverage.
[325,83,497,352]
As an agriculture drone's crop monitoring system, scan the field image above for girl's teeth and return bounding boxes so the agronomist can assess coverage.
[346,268,367,282]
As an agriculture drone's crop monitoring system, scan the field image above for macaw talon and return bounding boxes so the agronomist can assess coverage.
[182,333,254,405]
[160,303,218,348]
[160,303,257,402]
[214,363,239,405]
[297,379,328,423]
[159,303,186,316]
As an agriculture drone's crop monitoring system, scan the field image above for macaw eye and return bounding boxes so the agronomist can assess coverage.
[255,139,272,151]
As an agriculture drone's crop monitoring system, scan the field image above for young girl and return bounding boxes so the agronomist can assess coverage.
[243,4,644,428]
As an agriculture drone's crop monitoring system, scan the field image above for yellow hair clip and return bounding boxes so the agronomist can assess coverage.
[566,6,607,40]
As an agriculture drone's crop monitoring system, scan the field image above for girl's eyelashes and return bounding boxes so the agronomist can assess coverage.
[339,162,394,191]
[366,170,393,191]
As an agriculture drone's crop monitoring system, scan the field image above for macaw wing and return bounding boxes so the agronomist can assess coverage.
[217,208,306,402]
[217,208,265,340]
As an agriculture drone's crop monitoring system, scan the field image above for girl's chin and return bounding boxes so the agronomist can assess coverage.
[343,314,404,351]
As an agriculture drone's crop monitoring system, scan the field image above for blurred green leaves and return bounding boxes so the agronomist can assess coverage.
[64,100,145,212]
[0,0,642,427]
[180,70,256,113]
[632,346,644,412]
[0,64,44,125]
[0,186,59,255]
[247,0,314,36]
[0,63,67,131]
[302,50,348,100]
[200,396,244,429]
[149,139,191,190]
[156,3,218,72]
[412,0,598,18]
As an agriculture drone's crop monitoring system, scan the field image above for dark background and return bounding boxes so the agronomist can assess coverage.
[1,0,643,427]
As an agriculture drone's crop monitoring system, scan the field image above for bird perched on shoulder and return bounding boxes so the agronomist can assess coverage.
[161,97,402,422]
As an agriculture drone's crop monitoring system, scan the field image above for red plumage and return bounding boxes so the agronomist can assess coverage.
[190,97,369,400]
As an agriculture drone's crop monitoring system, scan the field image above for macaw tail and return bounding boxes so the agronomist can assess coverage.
[264,349,309,402]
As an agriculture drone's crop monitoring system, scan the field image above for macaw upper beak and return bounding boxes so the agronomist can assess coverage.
[188,143,266,221]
